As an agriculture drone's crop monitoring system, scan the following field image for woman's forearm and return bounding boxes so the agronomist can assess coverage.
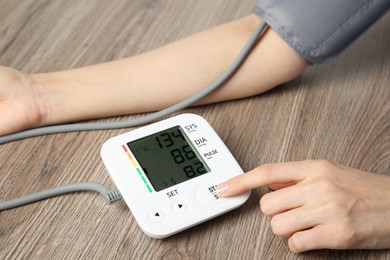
[31,14,308,126]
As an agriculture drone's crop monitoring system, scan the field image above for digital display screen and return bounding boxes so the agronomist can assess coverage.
[127,126,210,191]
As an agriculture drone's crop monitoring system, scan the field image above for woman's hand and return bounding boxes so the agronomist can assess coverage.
[217,160,390,253]
[0,66,48,136]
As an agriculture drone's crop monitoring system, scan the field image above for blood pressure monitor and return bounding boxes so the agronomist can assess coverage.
[101,114,250,238]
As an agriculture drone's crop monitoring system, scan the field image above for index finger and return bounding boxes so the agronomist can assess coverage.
[216,161,308,197]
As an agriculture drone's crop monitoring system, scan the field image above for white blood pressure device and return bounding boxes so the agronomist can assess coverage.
[101,114,250,238]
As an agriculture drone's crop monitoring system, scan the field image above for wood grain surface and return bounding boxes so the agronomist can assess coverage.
[1,1,389,259]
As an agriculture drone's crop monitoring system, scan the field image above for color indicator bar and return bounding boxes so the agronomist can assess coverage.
[122,145,153,193]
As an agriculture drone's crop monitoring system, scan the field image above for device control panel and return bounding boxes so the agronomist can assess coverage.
[101,113,250,238]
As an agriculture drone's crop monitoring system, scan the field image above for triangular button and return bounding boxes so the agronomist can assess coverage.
[155,213,160,217]
[178,204,183,208]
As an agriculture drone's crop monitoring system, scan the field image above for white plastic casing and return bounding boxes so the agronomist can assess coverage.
[101,114,250,238]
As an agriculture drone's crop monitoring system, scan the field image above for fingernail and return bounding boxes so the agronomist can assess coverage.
[216,183,229,197]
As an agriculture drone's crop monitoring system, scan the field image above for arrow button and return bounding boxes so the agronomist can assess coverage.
[149,209,165,222]
[172,200,188,214]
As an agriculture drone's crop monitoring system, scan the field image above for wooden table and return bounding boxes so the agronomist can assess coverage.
[1,1,389,259]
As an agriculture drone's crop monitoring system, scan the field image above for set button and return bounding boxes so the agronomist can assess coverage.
[148,200,189,222]
[172,199,188,214]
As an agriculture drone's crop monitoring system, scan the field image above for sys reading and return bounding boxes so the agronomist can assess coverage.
[127,126,210,191]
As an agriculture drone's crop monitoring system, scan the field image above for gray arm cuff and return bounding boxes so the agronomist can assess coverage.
[253,0,389,64]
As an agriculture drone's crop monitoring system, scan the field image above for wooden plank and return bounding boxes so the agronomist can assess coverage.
[0,0,389,259]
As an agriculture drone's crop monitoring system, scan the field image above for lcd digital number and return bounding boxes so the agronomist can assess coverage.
[127,126,210,191]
